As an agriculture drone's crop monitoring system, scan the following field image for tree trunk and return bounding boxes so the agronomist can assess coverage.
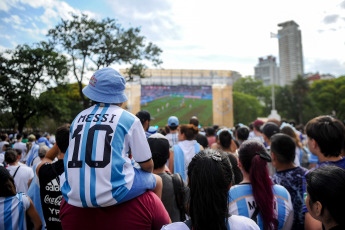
[17,118,26,134]
[77,81,88,109]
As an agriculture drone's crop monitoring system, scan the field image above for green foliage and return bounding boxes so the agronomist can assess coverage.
[310,76,345,120]
[233,91,264,125]
[0,42,68,132]
[48,14,163,108]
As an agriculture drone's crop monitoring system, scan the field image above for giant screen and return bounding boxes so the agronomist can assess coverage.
[141,85,213,127]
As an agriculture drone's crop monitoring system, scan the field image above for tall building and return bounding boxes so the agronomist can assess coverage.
[278,20,304,86]
[254,55,280,86]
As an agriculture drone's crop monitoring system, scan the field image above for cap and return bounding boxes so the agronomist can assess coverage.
[261,122,280,138]
[148,133,170,158]
[253,119,264,127]
[168,116,179,127]
[136,111,151,123]
[82,67,128,104]
[148,126,158,134]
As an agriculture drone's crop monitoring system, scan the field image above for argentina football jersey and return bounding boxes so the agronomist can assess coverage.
[229,184,293,230]
[61,103,152,207]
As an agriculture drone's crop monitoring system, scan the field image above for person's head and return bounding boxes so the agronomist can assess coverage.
[56,124,70,154]
[0,166,16,197]
[5,149,17,164]
[0,133,8,142]
[216,129,232,149]
[306,116,345,157]
[205,127,215,137]
[14,149,22,161]
[28,134,36,142]
[270,134,296,165]
[148,133,170,169]
[280,125,302,148]
[168,116,179,131]
[82,67,128,105]
[179,124,198,141]
[253,119,264,132]
[236,125,250,142]
[266,118,281,127]
[136,110,152,131]
[189,116,199,127]
[238,140,276,230]
[306,166,345,227]
[225,153,243,185]
[261,122,280,143]
[16,134,22,141]
[187,149,233,230]
[38,145,49,159]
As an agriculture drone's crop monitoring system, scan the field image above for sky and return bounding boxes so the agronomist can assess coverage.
[1,0,345,79]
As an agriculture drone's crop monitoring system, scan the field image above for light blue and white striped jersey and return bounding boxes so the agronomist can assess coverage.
[25,144,39,167]
[229,184,294,230]
[61,104,152,208]
[0,193,30,230]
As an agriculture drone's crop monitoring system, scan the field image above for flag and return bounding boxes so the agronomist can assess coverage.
[270,32,280,39]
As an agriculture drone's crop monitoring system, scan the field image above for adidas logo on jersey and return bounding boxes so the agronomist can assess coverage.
[45,179,60,192]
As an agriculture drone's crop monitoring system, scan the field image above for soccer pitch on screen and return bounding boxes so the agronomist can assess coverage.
[141,85,213,127]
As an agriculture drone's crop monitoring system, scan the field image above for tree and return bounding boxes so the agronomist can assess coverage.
[310,76,345,120]
[233,92,264,125]
[48,14,163,108]
[0,42,68,132]
[291,75,310,124]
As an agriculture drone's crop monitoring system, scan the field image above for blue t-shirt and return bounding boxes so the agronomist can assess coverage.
[272,166,307,230]
[302,157,345,213]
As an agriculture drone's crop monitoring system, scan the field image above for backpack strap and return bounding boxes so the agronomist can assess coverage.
[172,173,186,221]
[12,165,21,178]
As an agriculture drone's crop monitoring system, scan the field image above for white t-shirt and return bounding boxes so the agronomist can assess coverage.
[13,142,27,156]
[7,164,34,193]
[0,193,31,230]
[62,104,152,208]
[162,215,260,230]
[0,141,9,152]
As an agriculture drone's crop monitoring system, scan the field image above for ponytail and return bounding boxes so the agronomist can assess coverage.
[239,140,276,230]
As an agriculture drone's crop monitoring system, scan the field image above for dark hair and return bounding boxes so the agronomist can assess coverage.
[189,117,199,127]
[281,126,302,148]
[239,140,276,230]
[180,124,198,140]
[148,137,170,169]
[56,124,70,153]
[225,153,243,185]
[188,149,233,230]
[306,166,345,227]
[236,126,249,141]
[306,116,345,157]
[14,148,22,156]
[169,125,178,131]
[270,134,296,164]
[196,134,208,149]
[206,127,215,136]
[5,150,17,164]
[0,166,16,197]
[16,134,22,140]
[0,134,7,141]
[219,130,232,149]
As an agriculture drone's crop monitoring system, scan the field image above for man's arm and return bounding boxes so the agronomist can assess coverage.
[138,159,154,173]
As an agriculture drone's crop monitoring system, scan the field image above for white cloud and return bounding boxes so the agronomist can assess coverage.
[2,14,22,25]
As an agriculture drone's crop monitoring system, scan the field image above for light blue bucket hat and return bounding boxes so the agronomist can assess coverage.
[82,67,128,103]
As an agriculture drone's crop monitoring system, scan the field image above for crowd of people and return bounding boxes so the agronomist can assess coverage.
[1,67,345,230]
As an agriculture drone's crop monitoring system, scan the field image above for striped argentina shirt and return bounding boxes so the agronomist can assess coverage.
[61,104,152,208]
[229,184,294,230]
[0,193,31,230]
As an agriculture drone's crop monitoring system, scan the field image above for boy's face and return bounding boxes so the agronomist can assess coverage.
[307,136,317,155]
